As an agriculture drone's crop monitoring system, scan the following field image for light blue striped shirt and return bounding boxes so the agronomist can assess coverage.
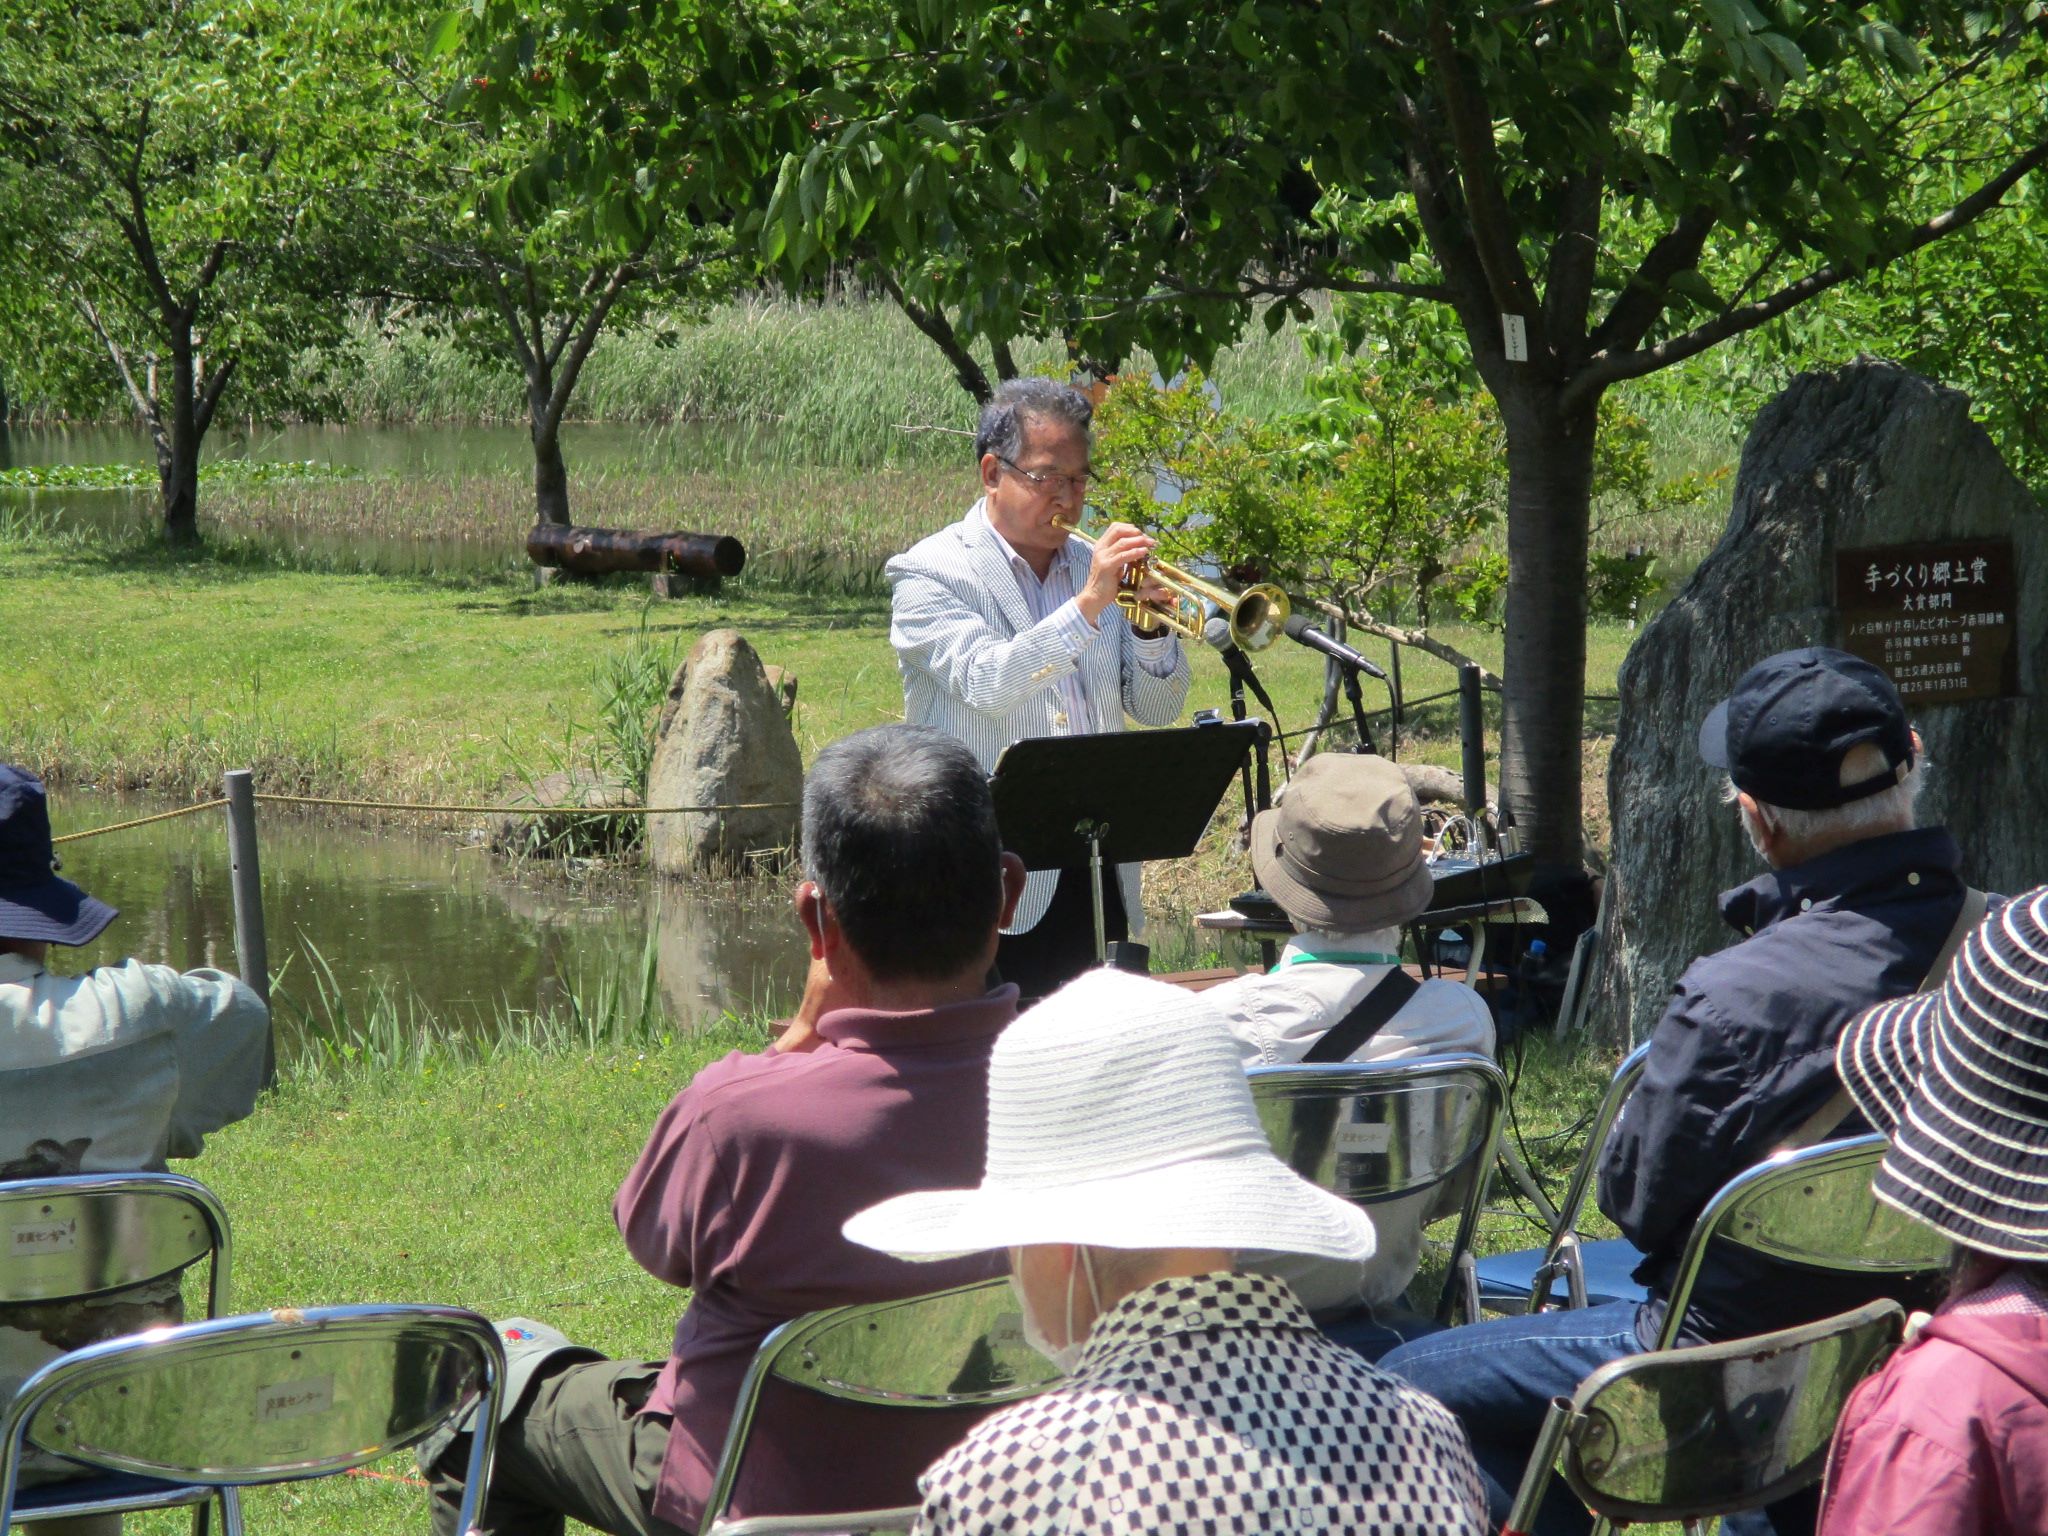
[974,509,1177,736]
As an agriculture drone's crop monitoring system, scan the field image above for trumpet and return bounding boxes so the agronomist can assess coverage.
[1055,518,1290,651]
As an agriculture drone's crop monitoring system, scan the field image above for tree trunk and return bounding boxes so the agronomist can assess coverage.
[1497,386,1599,871]
[160,346,201,545]
[533,418,571,527]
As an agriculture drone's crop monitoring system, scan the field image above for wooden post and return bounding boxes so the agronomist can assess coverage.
[1459,664,1488,824]
[222,769,275,1084]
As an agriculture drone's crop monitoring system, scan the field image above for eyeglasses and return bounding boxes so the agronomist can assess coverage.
[998,456,1092,498]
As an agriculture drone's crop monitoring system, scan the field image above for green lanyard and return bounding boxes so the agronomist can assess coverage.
[1279,949,1402,969]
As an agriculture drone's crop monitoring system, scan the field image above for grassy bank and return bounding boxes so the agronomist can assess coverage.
[101,1017,1615,1536]
[0,527,1639,852]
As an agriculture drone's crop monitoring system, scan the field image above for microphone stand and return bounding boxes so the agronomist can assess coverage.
[1220,646,1280,970]
[1340,660,1378,755]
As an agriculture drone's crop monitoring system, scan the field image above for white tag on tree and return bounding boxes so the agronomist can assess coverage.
[1502,313,1529,362]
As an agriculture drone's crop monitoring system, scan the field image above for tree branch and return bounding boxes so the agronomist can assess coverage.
[193,356,238,439]
[1342,605,1502,690]
[1583,204,1716,359]
[1424,6,1543,340]
[1391,92,1499,343]
[479,260,539,380]
[72,291,163,455]
[1565,136,2048,409]
[540,251,647,444]
[876,271,993,404]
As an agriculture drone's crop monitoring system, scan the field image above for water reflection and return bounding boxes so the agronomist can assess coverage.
[43,794,1255,1058]
[48,795,811,1056]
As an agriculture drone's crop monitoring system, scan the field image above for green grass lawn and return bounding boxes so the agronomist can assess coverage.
[90,1024,1627,1536]
[0,534,1639,833]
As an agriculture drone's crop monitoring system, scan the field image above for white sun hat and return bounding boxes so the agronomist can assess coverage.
[843,968,1376,1262]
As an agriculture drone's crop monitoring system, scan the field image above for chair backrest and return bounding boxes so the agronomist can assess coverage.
[1658,1133,1952,1349]
[1561,1299,1904,1524]
[701,1277,1061,1533]
[0,1303,503,1530]
[1247,1052,1507,1321]
[0,1173,232,1317]
[1542,1041,1651,1255]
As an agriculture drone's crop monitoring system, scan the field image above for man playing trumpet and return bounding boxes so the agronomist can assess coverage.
[887,377,1190,999]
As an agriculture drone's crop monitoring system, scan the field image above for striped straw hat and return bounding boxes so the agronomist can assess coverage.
[843,967,1375,1263]
[1837,886,2048,1258]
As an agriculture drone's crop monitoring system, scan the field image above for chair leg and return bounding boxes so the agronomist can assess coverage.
[220,1486,246,1536]
[1501,1398,1574,1536]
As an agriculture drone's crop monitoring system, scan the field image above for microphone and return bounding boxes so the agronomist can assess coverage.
[1282,612,1389,680]
[1204,615,1280,718]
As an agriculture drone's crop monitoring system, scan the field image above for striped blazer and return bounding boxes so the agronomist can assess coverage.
[887,502,1192,934]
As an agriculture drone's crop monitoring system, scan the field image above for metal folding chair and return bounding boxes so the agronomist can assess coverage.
[700,1277,1061,1536]
[1247,1051,1508,1325]
[0,1303,504,1536]
[1503,1300,1905,1536]
[1653,1131,1951,1351]
[1472,1041,1652,1316]
[0,1173,234,1530]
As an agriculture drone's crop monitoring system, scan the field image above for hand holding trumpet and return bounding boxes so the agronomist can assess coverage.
[1071,521,1174,630]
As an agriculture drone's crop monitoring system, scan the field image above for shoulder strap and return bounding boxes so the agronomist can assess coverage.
[1302,967,1421,1064]
[1779,886,1990,1152]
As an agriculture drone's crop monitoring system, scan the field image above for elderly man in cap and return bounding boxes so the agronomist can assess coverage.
[1383,646,1974,1536]
[845,967,1489,1535]
[1203,752,1492,1358]
[0,765,268,1532]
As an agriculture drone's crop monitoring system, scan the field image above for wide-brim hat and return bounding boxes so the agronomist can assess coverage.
[1837,886,2048,1259]
[1249,753,1435,932]
[844,969,1376,1263]
[0,767,115,946]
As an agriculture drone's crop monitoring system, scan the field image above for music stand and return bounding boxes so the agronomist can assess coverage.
[990,721,1262,963]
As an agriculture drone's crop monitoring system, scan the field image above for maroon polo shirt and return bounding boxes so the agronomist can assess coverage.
[613,988,1015,1530]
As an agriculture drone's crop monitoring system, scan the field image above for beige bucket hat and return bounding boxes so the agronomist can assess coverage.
[1250,753,1436,932]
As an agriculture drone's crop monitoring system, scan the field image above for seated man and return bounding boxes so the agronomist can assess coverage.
[844,968,1490,1535]
[0,765,269,1530]
[1204,752,1493,1355]
[427,724,1028,1536]
[1383,646,1971,1536]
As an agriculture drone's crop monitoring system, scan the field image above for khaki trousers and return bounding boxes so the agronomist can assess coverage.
[429,1359,688,1536]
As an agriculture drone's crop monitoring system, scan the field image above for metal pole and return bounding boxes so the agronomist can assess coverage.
[222,770,274,1084]
[1459,663,1487,823]
[1087,827,1108,964]
[1501,1397,1576,1536]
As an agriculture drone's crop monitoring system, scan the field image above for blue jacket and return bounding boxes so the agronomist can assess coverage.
[1598,826,1966,1347]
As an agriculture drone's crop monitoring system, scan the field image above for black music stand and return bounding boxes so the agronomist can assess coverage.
[990,721,1262,963]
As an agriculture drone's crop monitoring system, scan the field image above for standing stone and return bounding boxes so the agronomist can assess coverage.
[646,630,804,876]
[1592,361,2047,1048]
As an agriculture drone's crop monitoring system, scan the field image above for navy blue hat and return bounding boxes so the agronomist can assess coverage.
[1698,647,1914,811]
[0,766,116,945]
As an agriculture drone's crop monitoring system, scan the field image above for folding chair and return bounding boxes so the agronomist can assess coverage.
[1247,1051,1508,1325]
[700,1277,1061,1536]
[1503,1299,1905,1536]
[0,1303,504,1536]
[0,1172,234,1530]
[1653,1131,1950,1351]
[1472,1041,1651,1316]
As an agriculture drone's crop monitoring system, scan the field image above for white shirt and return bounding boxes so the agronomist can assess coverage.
[0,951,267,1482]
[1205,930,1496,1315]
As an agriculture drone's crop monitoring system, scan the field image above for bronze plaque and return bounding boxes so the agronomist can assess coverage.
[1836,538,2019,705]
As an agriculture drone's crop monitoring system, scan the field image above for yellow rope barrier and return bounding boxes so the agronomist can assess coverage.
[51,798,230,845]
[252,792,797,817]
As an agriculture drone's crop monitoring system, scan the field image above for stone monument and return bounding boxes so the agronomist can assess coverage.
[646,629,805,877]
[1592,360,2045,1047]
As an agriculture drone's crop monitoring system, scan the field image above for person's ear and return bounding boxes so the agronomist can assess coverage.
[979,451,1003,495]
[795,880,832,960]
[997,852,1027,929]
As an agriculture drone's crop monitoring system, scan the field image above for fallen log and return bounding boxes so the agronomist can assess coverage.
[526,524,746,579]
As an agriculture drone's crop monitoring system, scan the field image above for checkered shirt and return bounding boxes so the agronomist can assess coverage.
[913,1271,1488,1535]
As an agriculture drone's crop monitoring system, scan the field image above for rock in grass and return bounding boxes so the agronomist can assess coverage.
[491,769,641,858]
[647,630,804,877]
[1592,360,2048,1048]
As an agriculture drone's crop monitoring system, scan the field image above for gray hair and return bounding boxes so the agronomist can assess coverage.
[974,377,1093,464]
[802,724,1004,982]
[1723,742,1923,858]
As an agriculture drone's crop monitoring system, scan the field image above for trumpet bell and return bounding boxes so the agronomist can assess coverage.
[1230,584,1290,651]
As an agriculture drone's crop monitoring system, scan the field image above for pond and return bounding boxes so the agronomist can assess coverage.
[43,793,1249,1061]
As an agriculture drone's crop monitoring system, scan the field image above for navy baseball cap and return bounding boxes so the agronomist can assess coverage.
[0,766,117,945]
[1698,647,1914,811]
